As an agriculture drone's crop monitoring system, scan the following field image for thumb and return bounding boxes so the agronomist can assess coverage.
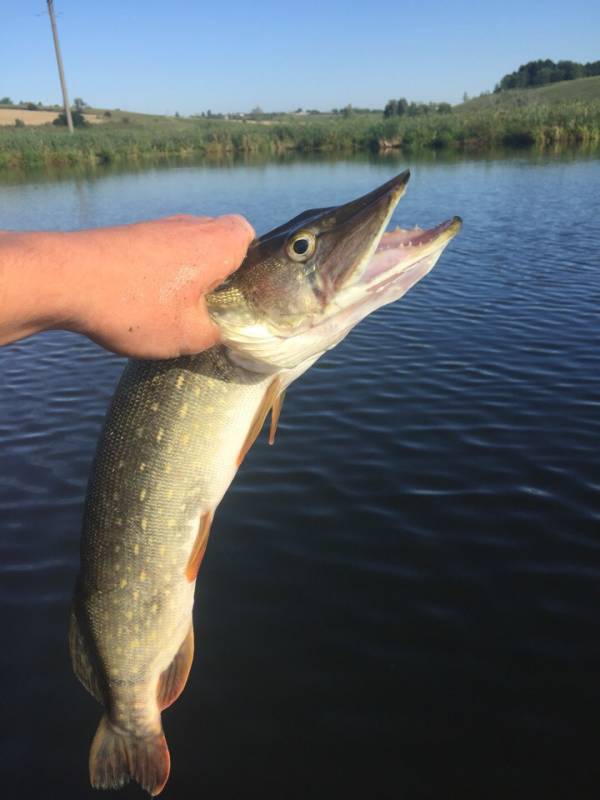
[176,295,223,356]
[201,214,255,288]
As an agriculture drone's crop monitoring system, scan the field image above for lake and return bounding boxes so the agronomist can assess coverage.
[1,152,599,799]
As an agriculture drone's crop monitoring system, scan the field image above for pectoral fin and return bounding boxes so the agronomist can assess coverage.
[237,377,281,466]
[269,390,286,445]
[157,623,195,710]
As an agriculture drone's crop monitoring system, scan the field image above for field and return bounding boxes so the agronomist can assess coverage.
[0,109,101,126]
[1,77,599,171]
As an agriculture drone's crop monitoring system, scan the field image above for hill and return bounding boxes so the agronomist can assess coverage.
[457,76,600,112]
[495,58,600,91]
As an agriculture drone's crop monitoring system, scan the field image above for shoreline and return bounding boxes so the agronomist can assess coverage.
[1,104,599,172]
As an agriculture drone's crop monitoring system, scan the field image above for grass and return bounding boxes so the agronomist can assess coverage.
[375,101,600,149]
[457,75,600,111]
[1,94,600,172]
[0,116,375,170]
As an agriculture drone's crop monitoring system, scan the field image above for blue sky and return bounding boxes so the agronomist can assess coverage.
[1,0,599,114]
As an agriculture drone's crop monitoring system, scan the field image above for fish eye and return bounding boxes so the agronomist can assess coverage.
[287,231,316,262]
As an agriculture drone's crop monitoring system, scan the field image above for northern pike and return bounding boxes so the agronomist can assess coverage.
[70,170,461,795]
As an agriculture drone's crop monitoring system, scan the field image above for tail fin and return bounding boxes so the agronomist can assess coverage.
[89,715,170,796]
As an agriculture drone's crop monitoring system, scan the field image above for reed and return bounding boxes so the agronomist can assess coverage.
[1,102,599,171]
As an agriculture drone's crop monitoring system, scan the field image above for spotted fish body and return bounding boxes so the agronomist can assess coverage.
[70,172,461,795]
[70,348,292,793]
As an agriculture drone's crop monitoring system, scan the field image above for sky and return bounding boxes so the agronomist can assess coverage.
[1,0,599,115]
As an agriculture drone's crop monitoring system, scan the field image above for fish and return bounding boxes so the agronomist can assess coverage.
[69,170,461,795]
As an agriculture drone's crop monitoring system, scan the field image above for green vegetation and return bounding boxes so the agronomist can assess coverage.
[1,76,600,171]
[384,98,453,117]
[1,103,599,171]
[459,75,600,111]
[52,109,89,128]
[496,59,600,91]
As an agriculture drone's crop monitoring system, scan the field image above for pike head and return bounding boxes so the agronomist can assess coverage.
[207,171,461,373]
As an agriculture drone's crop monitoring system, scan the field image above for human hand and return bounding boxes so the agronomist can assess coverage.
[0,214,255,358]
[68,214,255,358]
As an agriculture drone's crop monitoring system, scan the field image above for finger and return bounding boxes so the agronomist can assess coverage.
[161,214,214,224]
[211,214,256,264]
[192,215,256,291]
[215,213,256,243]
[177,299,221,355]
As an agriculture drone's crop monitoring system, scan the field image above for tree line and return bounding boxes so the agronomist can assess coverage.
[383,98,452,118]
[495,59,600,91]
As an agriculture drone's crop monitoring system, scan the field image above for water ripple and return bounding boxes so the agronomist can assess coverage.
[1,156,600,798]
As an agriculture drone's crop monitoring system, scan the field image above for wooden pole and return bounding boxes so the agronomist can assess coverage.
[47,0,74,133]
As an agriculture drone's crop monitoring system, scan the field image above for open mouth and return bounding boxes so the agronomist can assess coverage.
[358,216,462,299]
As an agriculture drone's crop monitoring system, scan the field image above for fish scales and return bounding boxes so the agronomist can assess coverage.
[77,346,270,685]
[71,347,274,787]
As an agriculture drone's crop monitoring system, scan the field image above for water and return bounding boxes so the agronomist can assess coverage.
[1,154,599,798]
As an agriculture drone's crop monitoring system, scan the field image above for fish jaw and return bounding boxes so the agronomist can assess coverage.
[334,216,463,321]
[220,217,462,374]
[207,171,411,355]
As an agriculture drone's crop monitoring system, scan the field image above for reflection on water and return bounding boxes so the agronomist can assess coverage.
[1,155,600,799]
[1,142,598,190]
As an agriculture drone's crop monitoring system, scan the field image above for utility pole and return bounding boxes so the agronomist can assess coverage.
[47,0,73,133]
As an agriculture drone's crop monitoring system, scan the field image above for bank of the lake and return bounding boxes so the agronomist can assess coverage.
[1,101,599,170]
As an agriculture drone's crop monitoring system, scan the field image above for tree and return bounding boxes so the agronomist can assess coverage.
[407,102,424,116]
[383,99,405,117]
[341,104,353,118]
[0,96,12,104]
[557,60,584,81]
[53,108,88,127]
[383,99,398,118]
[585,60,600,77]
[496,58,597,91]
[383,96,445,119]
[73,97,87,111]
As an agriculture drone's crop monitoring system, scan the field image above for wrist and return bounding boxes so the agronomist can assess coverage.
[0,230,82,345]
